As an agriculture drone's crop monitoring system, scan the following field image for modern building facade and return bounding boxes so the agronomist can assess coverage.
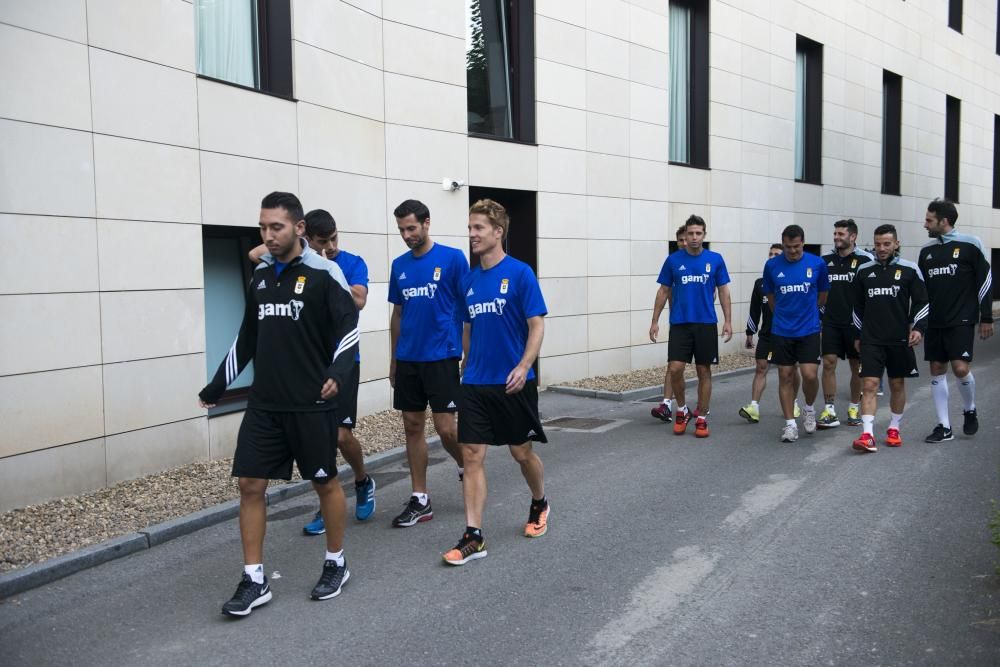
[1,0,998,510]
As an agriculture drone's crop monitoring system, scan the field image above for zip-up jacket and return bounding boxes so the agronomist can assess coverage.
[821,248,874,326]
[917,230,993,327]
[852,257,928,346]
[200,246,359,411]
[745,277,773,337]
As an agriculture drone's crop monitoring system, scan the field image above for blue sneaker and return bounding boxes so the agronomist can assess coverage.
[355,476,376,521]
[303,510,325,535]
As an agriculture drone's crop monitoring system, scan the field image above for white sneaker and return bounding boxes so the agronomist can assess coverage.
[781,424,799,442]
[803,411,817,434]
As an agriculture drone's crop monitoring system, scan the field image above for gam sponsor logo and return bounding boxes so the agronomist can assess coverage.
[402,283,439,300]
[468,298,508,318]
[259,300,305,320]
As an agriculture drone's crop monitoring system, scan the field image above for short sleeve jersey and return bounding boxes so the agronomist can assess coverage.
[656,249,731,325]
[762,252,830,337]
[388,243,469,362]
[459,255,547,385]
[334,250,369,362]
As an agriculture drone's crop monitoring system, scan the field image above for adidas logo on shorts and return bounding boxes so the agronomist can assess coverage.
[342,417,352,425]
[315,468,328,478]
[447,401,457,408]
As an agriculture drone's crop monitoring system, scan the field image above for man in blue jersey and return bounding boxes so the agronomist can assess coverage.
[250,210,377,532]
[442,199,548,566]
[388,200,468,528]
[649,215,733,438]
[763,224,830,443]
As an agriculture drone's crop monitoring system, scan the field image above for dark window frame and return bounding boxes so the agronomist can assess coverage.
[796,35,823,185]
[945,95,961,203]
[668,0,710,169]
[993,115,1000,208]
[996,0,1000,55]
[882,70,902,196]
[949,0,963,33]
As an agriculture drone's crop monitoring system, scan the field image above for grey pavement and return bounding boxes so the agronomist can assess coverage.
[3,338,1000,666]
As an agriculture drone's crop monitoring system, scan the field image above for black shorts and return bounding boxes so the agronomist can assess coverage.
[924,325,975,363]
[458,381,547,447]
[754,333,772,362]
[822,324,859,360]
[394,358,461,413]
[336,362,360,429]
[233,409,339,482]
[770,332,821,366]
[860,343,919,379]
[667,323,719,365]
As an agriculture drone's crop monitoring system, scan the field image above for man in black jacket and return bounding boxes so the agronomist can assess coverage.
[198,192,360,616]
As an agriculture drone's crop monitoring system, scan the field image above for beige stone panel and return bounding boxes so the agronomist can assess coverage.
[386,124,467,184]
[711,34,742,76]
[707,206,743,245]
[537,192,587,239]
[100,289,205,364]
[586,196,628,240]
[669,164,711,206]
[385,180,469,238]
[208,411,242,459]
[103,353,205,434]
[587,71,630,118]
[537,103,587,150]
[538,238,588,278]
[468,138,539,191]
[589,347,629,376]
[629,43,668,89]
[536,16,586,68]
[630,82,668,125]
[630,239,666,276]
[337,232,388,283]
[538,351,588,386]
[0,0,87,42]
[384,73,465,133]
[536,59,587,110]
[434,236,471,262]
[358,282,390,334]
[587,0,629,38]
[543,315,589,356]
[298,103,385,177]
[383,0,463,37]
[358,329,390,382]
[293,0,383,66]
[197,79,298,163]
[587,113,629,157]
[628,4,668,52]
[589,311,629,350]
[0,438,106,512]
[586,31,629,79]
[631,273,663,313]
[629,309,656,346]
[383,22,464,86]
[629,158,669,201]
[588,276,630,313]
[358,377,390,419]
[90,48,197,147]
[98,220,203,291]
[629,200,671,241]
[201,153,298,228]
[299,167,385,234]
[630,340,667,372]
[0,215,99,294]
[294,41,384,121]
[341,0,380,15]
[538,277,588,317]
[538,146,587,195]
[536,0,584,25]
[0,293,101,375]
[588,239,630,277]
[630,120,669,162]
[106,417,209,484]
[0,25,91,130]
[87,0,194,71]
[0,366,104,457]
[0,119,95,217]
[587,153,630,198]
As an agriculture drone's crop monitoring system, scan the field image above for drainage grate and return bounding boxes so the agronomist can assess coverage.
[543,417,616,430]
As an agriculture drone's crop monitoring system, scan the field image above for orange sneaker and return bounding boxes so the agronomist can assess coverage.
[694,416,710,438]
[524,502,550,538]
[673,409,691,435]
[852,432,877,453]
[442,532,487,565]
[885,427,902,447]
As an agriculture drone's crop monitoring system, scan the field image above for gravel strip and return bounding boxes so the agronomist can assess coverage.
[560,353,756,392]
[0,409,438,573]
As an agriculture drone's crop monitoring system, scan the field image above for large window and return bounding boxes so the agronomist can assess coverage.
[668,0,710,168]
[795,36,823,184]
[882,70,902,196]
[945,95,961,203]
[195,0,293,98]
[949,0,963,32]
[466,0,535,142]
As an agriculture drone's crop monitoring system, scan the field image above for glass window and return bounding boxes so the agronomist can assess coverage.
[945,95,961,203]
[882,70,902,196]
[669,3,690,164]
[196,0,259,89]
[795,36,823,184]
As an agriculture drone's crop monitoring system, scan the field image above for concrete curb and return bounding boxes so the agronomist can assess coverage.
[548,363,759,402]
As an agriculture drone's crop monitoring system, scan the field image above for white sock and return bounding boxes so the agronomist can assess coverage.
[750,400,759,407]
[324,549,345,566]
[849,402,859,411]
[957,373,976,411]
[412,492,429,506]
[457,466,464,476]
[805,403,815,414]
[825,403,836,414]
[931,374,950,429]
[244,563,264,584]
[889,412,902,429]
[662,398,671,406]
[677,405,688,416]
[862,415,875,435]
[785,419,796,428]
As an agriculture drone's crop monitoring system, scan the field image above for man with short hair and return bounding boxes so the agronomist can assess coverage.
[818,219,873,429]
[850,224,928,452]
[388,200,468,527]
[443,198,548,566]
[917,198,994,442]
[651,224,689,423]
[649,215,733,438]
[200,192,359,615]
[763,225,830,443]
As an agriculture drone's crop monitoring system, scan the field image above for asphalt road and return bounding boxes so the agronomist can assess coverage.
[3,337,1000,666]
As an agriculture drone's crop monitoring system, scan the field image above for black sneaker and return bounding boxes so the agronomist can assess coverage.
[392,497,433,527]
[222,574,271,617]
[311,560,350,600]
[924,424,955,443]
[963,409,979,435]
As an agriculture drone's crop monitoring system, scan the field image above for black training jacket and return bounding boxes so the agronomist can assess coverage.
[200,247,359,412]
[745,277,773,337]
[917,231,993,327]
[820,248,874,327]
[852,257,928,346]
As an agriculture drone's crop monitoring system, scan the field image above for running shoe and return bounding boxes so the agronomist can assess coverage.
[739,403,760,423]
[694,416,710,438]
[303,510,325,535]
[673,408,691,435]
[885,428,902,447]
[650,403,672,422]
[311,560,350,600]
[816,408,840,429]
[846,405,862,426]
[525,502,550,538]
[852,432,877,453]
[442,533,488,565]
[781,423,799,443]
[793,400,801,419]
[963,409,979,436]
[222,574,271,617]
[392,497,433,527]
[803,410,817,435]
[924,424,954,443]
[355,476,376,521]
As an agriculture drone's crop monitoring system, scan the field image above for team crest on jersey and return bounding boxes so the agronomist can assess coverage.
[705,263,711,273]
[894,269,901,281]
[952,247,960,259]
[433,267,441,281]
[294,276,306,294]
[851,259,857,269]
[500,278,510,294]
[806,268,813,278]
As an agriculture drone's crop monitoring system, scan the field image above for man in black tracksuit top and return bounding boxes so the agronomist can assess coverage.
[198,192,359,616]
[850,224,928,453]
[917,199,994,442]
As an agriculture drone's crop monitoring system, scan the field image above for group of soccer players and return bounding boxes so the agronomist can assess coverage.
[650,199,993,456]
[199,193,550,616]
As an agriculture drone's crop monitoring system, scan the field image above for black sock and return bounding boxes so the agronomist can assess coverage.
[466,526,483,541]
[531,495,547,509]
[354,475,369,487]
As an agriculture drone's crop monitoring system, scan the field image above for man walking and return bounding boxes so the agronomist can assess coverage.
[651,224,690,423]
[850,224,928,452]
[917,199,994,442]
[649,215,733,438]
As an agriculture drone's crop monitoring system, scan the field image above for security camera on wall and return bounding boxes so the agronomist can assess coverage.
[442,177,466,191]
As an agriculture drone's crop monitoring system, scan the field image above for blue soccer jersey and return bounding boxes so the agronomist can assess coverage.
[389,243,469,362]
[333,250,368,362]
[460,256,548,385]
[762,253,830,337]
[656,249,731,325]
